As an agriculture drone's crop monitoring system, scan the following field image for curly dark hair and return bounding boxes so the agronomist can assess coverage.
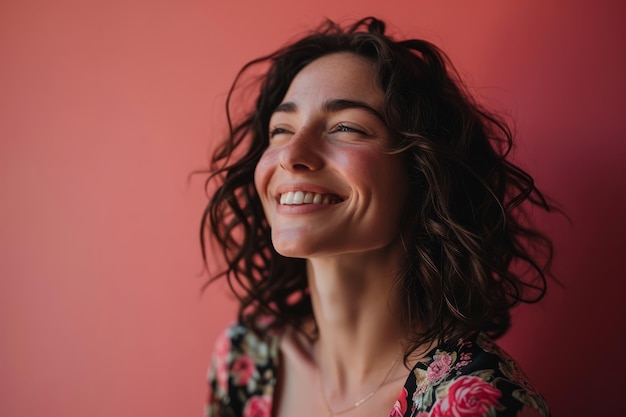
[201,17,555,355]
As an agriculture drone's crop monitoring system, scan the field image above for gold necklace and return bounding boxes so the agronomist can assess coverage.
[320,359,398,416]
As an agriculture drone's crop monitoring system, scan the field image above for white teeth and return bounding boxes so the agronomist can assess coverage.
[279,191,340,205]
[293,191,304,204]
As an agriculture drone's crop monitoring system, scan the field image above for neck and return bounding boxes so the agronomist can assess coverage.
[306,242,408,396]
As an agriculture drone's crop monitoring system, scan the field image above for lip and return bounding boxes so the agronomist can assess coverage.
[275,202,341,215]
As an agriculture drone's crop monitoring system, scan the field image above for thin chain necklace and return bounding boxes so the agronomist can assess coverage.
[320,359,398,416]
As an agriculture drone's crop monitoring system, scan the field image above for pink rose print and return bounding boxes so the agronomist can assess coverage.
[243,395,272,417]
[232,354,257,386]
[431,376,502,417]
[427,353,453,381]
[389,387,408,417]
[455,353,472,370]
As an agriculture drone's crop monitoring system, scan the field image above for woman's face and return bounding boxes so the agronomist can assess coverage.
[254,52,408,259]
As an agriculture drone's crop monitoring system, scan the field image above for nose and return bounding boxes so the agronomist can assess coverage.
[278,127,324,172]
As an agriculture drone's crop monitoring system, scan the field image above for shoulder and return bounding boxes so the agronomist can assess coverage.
[213,320,281,363]
[406,333,550,417]
[206,321,282,417]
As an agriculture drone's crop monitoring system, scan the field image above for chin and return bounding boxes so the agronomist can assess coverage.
[271,241,312,259]
[270,228,319,258]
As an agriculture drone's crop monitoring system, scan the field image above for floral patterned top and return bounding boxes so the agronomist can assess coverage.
[206,322,550,417]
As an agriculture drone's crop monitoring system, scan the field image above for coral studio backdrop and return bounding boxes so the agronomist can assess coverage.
[1,1,624,416]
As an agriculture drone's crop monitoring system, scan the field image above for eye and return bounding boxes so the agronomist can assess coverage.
[333,123,367,135]
[269,126,292,138]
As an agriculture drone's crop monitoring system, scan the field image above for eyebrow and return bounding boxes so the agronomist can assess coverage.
[272,99,385,123]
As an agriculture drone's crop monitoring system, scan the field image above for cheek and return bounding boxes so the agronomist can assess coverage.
[334,147,380,178]
[341,149,407,193]
[253,149,279,221]
[253,150,274,195]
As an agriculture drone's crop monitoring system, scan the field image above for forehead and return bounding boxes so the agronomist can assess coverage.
[280,52,384,111]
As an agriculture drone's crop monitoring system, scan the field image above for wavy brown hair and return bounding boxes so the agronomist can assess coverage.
[201,17,555,354]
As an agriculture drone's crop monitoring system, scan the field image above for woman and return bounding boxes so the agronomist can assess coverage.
[202,17,553,417]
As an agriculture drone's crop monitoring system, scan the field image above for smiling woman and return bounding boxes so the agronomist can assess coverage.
[255,53,407,258]
[201,17,554,417]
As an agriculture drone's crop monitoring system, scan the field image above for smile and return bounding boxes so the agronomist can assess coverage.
[279,191,343,205]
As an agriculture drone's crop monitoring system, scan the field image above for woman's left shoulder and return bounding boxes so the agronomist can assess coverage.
[406,332,551,417]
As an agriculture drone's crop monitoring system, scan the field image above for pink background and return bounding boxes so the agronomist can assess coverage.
[1,1,625,416]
